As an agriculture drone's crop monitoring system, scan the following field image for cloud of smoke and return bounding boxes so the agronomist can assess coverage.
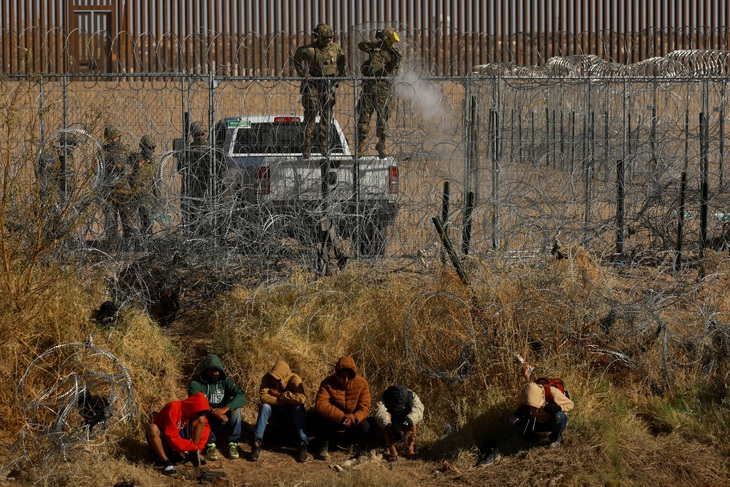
[394,70,446,121]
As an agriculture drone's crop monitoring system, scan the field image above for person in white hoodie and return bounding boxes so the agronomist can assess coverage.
[369,384,424,461]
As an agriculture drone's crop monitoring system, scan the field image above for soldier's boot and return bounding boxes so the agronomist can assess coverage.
[376,139,387,158]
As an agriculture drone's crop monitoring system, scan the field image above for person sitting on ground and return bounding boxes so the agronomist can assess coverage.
[509,378,574,449]
[145,392,211,476]
[188,353,247,460]
[251,360,309,462]
[311,356,371,460]
[370,384,424,461]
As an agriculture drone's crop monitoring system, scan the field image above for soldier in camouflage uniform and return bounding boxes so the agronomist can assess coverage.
[38,132,80,207]
[180,121,217,235]
[99,125,134,244]
[293,23,346,159]
[37,132,80,242]
[356,28,402,158]
[127,134,157,237]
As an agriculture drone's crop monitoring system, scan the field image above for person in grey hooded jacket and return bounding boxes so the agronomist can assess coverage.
[188,353,247,460]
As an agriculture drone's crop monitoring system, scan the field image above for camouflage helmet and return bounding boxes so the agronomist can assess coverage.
[313,23,335,40]
[190,121,206,137]
[140,134,156,151]
[376,28,400,46]
[104,125,121,140]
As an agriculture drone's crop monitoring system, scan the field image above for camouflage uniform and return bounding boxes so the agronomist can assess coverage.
[99,125,134,242]
[294,23,346,159]
[37,132,79,242]
[38,132,79,207]
[127,135,157,236]
[356,29,402,158]
[180,122,223,235]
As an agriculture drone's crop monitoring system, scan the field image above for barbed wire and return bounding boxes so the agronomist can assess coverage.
[472,49,730,77]
[2,342,136,480]
[2,71,729,368]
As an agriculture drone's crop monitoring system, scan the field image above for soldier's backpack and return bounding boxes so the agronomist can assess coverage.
[534,377,569,404]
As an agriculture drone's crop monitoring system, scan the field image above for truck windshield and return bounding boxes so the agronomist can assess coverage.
[231,121,345,155]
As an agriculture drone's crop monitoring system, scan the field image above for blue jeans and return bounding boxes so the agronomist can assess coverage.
[253,403,308,445]
[207,407,242,443]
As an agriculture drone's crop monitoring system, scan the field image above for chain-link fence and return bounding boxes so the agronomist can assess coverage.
[2,67,730,277]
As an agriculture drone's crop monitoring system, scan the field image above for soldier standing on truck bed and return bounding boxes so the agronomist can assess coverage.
[293,23,346,159]
[356,28,402,159]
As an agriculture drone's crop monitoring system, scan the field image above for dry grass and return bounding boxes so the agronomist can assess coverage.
[1,249,730,485]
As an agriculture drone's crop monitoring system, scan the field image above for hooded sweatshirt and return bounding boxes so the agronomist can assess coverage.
[260,360,307,408]
[188,354,246,411]
[314,356,371,424]
[370,386,425,429]
[518,381,574,423]
[153,392,211,453]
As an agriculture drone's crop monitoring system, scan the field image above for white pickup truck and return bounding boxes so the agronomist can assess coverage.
[215,115,400,256]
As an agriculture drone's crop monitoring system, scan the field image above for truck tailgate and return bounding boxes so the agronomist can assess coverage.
[258,155,397,203]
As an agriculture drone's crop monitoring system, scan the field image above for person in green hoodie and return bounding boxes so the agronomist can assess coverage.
[188,354,247,460]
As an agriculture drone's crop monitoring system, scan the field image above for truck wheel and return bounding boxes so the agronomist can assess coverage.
[360,221,387,256]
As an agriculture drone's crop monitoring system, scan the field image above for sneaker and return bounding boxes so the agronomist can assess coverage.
[228,442,240,459]
[205,443,219,461]
[476,448,502,467]
[297,443,309,463]
[162,461,176,476]
[250,442,262,461]
[315,446,330,460]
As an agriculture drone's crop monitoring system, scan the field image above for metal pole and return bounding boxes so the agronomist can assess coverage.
[700,111,710,272]
[720,81,726,192]
[354,77,361,257]
[651,81,658,180]
[462,191,474,255]
[441,181,450,265]
[208,71,217,240]
[674,169,687,272]
[616,158,625,255]
[491,108,500,250]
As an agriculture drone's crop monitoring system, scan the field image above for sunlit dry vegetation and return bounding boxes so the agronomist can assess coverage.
[1,76,730,485]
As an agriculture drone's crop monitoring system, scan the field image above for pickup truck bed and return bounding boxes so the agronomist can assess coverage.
[217,115,399,256]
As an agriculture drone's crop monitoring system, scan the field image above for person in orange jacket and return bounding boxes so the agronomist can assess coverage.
[311,356,371,460]
[145,392,211,475]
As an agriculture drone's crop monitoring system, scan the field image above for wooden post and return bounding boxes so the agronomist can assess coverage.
[432,216,469,285]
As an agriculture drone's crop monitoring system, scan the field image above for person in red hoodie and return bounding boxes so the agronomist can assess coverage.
[146,392,211,475]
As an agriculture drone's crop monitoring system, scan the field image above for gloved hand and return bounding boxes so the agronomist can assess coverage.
[389,423,404,441]
[544,403,561,415]
[402,417,414,428]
